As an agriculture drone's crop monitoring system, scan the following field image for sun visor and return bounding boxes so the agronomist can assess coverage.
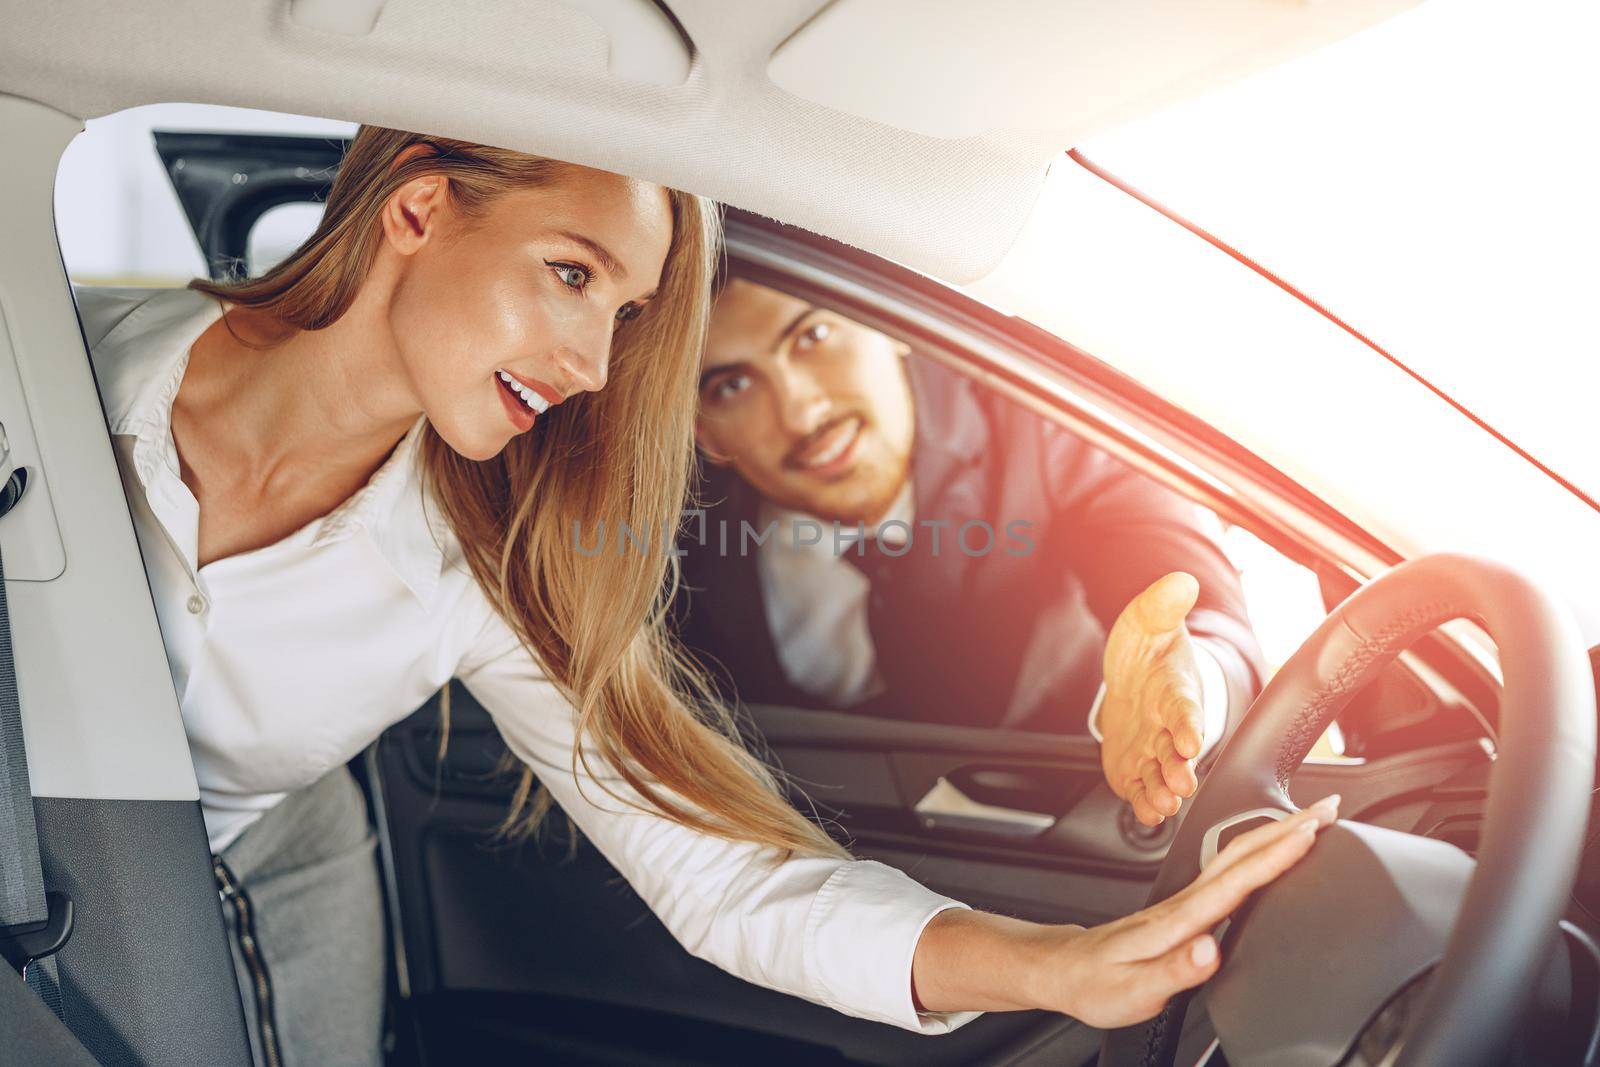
[4,0,1418,283]
[768,0,1424,141]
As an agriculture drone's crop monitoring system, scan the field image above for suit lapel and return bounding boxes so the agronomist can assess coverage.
[860,357,1014,723]
[905,355,988,519]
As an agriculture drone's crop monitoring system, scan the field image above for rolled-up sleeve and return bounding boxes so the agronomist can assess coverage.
[456,615,981,1033]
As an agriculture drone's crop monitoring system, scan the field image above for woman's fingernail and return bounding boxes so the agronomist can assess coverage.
[1191,936,1218,966]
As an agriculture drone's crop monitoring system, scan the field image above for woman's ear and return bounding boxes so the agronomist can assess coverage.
[381,151,450,256]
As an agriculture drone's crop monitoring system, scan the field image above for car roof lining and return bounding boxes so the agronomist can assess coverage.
[2,0,1419,283]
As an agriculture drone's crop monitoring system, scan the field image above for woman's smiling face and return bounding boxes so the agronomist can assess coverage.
[383,163,674,461]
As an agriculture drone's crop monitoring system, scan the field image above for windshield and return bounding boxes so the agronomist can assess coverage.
[973,0,1600,505]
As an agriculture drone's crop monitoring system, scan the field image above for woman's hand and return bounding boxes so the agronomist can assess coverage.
[910,795,1340,1025]
[1039,795,1340,1027]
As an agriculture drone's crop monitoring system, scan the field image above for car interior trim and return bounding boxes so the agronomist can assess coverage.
[0,93,199,802]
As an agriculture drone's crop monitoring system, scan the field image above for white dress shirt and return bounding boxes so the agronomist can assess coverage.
[76,285,978,1035]
[755,488,1229,754]
[756,484,914,707]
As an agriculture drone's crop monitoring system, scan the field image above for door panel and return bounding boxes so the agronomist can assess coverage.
[371,686,1121,1065]
[151,130,1144,1062]
[751,705,1176,871]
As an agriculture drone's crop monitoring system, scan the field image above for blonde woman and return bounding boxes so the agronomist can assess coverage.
[75,126,1337,1065]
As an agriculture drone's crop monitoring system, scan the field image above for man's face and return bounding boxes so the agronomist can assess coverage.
[696,280,916,525]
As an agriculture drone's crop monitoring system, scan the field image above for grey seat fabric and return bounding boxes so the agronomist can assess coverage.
[0,963,98,1067]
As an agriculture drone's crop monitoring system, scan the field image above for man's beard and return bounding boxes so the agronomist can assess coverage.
[774,445,911,528]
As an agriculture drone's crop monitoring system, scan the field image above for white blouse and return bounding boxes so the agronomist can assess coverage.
[75,285,977,1035]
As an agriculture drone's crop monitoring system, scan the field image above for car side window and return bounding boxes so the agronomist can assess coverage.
[678,280,1333,742]
[56,103,352,287]
[54,109,1338,748]
[247,202,325,277]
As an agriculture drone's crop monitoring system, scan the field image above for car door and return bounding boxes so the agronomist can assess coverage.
[150,130,1498,1067]
[151,130,1167,1065]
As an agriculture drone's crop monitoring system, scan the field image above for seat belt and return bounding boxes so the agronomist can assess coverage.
[0,428,71,1018]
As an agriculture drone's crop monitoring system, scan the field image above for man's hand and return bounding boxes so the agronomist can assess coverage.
[1099,571,1210,827]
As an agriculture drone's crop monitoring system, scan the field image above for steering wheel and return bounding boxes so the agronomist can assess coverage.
[1099,553,1596,1067]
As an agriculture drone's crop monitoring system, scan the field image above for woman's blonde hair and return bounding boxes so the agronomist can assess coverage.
[191,125,845,860]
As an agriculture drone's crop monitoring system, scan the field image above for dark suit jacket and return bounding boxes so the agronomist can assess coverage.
[675,356,1265,736]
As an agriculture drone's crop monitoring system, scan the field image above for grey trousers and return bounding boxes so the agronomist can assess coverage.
[215,766,386,1067]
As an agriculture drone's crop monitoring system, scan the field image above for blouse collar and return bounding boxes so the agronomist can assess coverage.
[88,286,446,607]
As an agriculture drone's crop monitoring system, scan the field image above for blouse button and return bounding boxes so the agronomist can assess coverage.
[186,594,206,615]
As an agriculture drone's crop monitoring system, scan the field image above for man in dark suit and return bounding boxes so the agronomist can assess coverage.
[676,279,1265,827]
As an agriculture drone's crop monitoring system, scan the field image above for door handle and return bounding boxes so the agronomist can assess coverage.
[913,776,1056,838]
